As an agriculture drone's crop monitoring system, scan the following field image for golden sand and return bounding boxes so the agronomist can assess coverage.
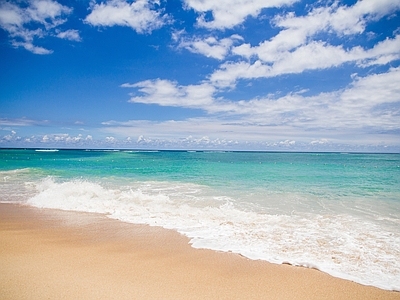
[1,203,399,300]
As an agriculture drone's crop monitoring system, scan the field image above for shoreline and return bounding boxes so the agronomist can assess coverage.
[1,203,399,300]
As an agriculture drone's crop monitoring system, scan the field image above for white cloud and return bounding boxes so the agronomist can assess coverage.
[174,33,243,60]
[102,118,280,142]
[271,0,400,43]
[225,68,400,132]
[121,68,400,138]
[347,68,400,101]
[0,2,24,28]
[133,132,240,149]
[209,60,270,88]
[0,0,77,54]
[100,112,399,150]
[203,0,400,87]
[1,130,19,142]
[105,136,117,143]
[328,0,400,35]
[246,0,400,59]
[13,40,54,54]
[279,140,295,146]
[273,36,400,74]
[41,135,50,142]
[25,133,95,144]
[122,79,217,109]
[85,0,169,34]
[56,29,81,41]
[212,34,400,87]
[310,139,329,145]
[183,0,298,29]
[27,0,72,28]
[0,118,45,127]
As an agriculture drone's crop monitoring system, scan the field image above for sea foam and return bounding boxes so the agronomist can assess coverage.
[26,177,400,291]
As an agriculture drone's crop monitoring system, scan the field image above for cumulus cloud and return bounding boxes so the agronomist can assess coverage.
[85,0,169,33]
[0,0,79,54]
[101,118,282,143]
[183,0,298,29]
[40,133,92,144]
[1,130,20,142]
[2,0,398,151]
[339,67,400,131]
[134,133,240,149]
[310,139,329,145]
[122,68,400,136]
[226,67,400,132]
[238,0,400,59]
[0,132,96,147]
[100,112,399,150]
[212,34,400,88]
[174,33,243,60]
[119,0,400,150]
[122,79,217,109]
[56,29,81,41]
[105,136,117,143]
[270,0,400,40]
[184,0,399,87]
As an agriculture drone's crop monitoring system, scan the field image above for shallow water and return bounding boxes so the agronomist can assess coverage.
[1,149,399,290]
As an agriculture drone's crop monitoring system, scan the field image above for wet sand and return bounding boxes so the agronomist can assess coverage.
[1,203,399,300]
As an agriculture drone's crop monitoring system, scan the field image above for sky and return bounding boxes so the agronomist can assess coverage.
[0,0,400,151]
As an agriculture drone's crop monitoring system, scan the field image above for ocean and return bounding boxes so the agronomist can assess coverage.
[1,149,399,290]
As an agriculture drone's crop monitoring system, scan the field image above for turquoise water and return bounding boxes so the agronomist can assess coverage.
[1,149,400,290]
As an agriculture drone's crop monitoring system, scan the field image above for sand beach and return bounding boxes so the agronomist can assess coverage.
[1,203,399,300]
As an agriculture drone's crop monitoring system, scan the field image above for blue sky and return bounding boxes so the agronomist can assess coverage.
[1,0,400,151]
